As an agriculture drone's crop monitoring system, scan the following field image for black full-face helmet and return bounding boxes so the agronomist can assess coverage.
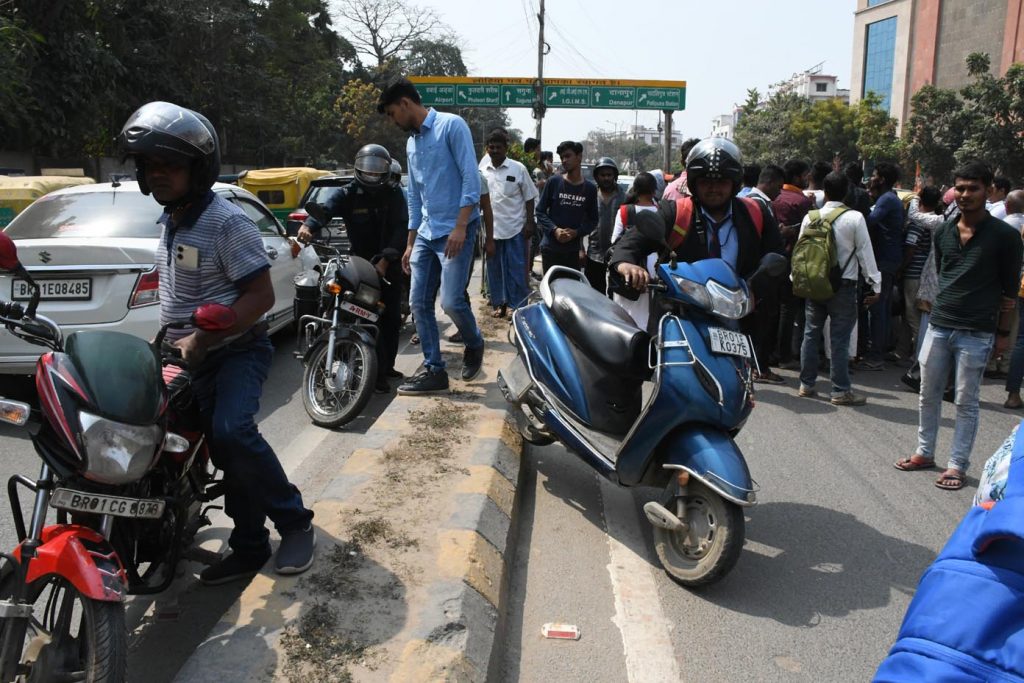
[354,144,392,189]
[685,137,743,196]
[117,101,221,206]
[593,156,619,178]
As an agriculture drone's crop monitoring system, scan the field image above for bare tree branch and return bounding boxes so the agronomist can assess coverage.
[332,0,446,67]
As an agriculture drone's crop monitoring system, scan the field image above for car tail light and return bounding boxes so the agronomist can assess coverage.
[287,210,307,224]
[130,269,160,308]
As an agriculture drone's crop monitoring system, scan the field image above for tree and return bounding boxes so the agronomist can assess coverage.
[405,36,467,77]
[733,90,811,165]
[790,98,859,163]
[333,0,445,68]
[904,85,968,184]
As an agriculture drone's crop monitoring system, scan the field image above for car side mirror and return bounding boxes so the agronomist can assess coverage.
[0,232,21,273]
[192,303,237,332]
[304,202,328,225]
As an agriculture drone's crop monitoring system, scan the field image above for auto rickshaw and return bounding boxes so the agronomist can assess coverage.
[0,175,96,228]
[237,167,331,231]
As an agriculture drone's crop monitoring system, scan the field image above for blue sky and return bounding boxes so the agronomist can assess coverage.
[432,0,858,151]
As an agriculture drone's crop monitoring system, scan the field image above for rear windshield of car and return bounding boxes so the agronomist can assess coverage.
[2,189,165,240]
[307,184,349,208]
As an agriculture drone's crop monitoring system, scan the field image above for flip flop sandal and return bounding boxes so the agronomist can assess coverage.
[935,471,965,491]
[893,456,937,471]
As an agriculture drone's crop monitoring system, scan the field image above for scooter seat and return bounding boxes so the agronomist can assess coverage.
[549,278,650,376]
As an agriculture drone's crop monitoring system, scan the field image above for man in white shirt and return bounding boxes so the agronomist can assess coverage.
[797,171,882,406]
[988,176,1011,219]
[480,129,538,317]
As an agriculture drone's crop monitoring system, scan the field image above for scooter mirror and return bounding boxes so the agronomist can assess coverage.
[304,202,329,225]
[0,232,21,272]
[192,303,237,332]
[759,252,788,278]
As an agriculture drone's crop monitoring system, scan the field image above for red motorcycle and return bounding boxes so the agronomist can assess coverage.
[0,231,233,682]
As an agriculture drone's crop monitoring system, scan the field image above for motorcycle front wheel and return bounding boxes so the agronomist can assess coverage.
[302,337,377,428]
[0,569,126,683]
[651,479,745,588]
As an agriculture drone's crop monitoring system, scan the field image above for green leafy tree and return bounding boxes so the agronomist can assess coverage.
[790,98,858,163]
[733,90,811,165]
[904,85,969,184]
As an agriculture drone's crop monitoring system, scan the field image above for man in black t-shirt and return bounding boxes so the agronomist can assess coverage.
[535,140,598,274]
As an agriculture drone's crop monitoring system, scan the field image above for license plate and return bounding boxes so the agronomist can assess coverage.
[708,327,752,358]
[49,488,165,519]
[340,300,378,322]
[12,278,91,301]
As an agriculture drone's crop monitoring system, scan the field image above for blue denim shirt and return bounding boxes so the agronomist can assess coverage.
[406,109,480,239]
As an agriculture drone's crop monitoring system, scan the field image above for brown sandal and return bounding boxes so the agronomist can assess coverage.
[935,470,965,491]
[894,455,937,471]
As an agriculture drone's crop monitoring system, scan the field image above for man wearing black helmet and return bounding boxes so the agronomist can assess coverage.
[119,102,315,584]
[298,144,409,393]
[608,137,783,327]
[584,156,626,294]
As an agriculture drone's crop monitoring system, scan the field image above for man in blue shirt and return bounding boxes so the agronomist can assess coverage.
[377,77,484,394]
[857,162,905,370]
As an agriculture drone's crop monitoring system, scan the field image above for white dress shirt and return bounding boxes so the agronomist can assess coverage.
[798,200,882,293]
[480,157,539,239]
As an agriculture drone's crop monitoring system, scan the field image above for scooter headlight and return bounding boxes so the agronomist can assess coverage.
[671,275,712,310]
[79,411,163,484]
[706,280,751,319]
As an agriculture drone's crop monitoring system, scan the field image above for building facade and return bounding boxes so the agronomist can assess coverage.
[851,0,1024,125]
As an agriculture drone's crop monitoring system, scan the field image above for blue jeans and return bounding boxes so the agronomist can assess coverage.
[866,270,895,361]
[917,324,994,471]
[1005,299,1024,393]
[193,337,313,557]
[800,281,858,396]
[409,219,483,372]
[486,232,529,309]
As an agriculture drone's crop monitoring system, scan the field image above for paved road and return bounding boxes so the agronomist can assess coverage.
[501,366,1021,682]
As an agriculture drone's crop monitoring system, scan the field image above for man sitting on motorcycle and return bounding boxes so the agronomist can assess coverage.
[608,137,783,332]
[119,102,316,584]
[297,144,409,393]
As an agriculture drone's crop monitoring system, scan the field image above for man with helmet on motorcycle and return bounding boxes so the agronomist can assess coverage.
[119,101,315,584]
[297,144,409,393]
[585,156,626,294]
[609,137,783,329]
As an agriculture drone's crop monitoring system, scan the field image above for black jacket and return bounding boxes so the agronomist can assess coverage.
[303,182,408,268]
[608,196,783,281]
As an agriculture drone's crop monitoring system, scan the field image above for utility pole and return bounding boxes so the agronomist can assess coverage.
[663,110,673,173]
[533,0,546,142]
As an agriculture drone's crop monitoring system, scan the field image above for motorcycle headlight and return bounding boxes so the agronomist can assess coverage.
[79,411,163,485]
[706,280,751,319]
[671,275,712,310]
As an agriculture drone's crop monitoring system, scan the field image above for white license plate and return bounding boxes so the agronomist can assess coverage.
[708,327,752,358]
[50,488,165,519]
[340,300,378,322]
[12,278,91,301]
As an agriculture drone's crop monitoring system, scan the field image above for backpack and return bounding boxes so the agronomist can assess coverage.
[665,196,764,252]
[618,203,638,231]
[790,207,851,302]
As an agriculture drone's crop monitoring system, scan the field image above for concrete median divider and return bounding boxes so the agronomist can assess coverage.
[173,304,525,682]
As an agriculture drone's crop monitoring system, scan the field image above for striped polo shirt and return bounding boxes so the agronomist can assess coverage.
[155,191,270,341]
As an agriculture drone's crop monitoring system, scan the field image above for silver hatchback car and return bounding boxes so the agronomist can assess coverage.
[0,181,303,374]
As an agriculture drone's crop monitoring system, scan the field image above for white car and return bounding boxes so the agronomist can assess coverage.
[0,181,303,374]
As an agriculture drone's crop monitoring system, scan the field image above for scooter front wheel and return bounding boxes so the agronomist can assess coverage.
[302,338,377,428]
[652,479,745,588]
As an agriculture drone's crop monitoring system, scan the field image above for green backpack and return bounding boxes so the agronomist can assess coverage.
[790,207,851,301]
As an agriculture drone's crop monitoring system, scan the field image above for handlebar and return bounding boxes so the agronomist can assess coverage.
[0,301,25,319]
[0,300,62,350]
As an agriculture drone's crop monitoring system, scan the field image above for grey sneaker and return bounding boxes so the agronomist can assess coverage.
[831,391,867,406]
[275,524,316,575]
[798,385,818,398]
[398,368,449,395]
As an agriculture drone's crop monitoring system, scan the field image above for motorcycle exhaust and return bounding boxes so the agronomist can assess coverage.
[643,501,688,532]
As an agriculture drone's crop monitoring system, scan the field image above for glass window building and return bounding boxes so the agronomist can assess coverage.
[863,17,897,113]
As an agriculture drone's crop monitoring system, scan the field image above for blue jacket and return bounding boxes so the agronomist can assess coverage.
[875,420,1024,681]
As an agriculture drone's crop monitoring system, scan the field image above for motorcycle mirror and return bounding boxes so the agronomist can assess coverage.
[0,232,22,273]
[304,201,329,225]
[759,252,788,278]
[192,303,237,332]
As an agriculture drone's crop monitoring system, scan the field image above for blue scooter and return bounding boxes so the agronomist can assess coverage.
[498,236,786,587]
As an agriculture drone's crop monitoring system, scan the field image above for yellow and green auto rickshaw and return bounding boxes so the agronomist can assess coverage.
[237,167,332,226]
[0,175,96,229]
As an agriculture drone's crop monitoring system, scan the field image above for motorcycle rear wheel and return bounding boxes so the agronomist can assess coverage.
[302,338,377,429]
[651,479,745,588]
[0,568,126,683]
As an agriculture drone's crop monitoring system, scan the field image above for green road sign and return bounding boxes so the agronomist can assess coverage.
[456,84,500,106]
[591,86,636,108]
[500,85,535,107]
[411,77,687,111]
[417,84,455,106]
[545,85,590,108]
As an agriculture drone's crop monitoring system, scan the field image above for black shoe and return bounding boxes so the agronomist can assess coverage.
[448,330,464,343]
[900,371,921,393]
[200,550,271,586]
[398,368,449,395]
[777,359,800,371]
[385,368,404,379]
[275,524,316,575]
[374,377,391,394]
[462,342,484,381]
